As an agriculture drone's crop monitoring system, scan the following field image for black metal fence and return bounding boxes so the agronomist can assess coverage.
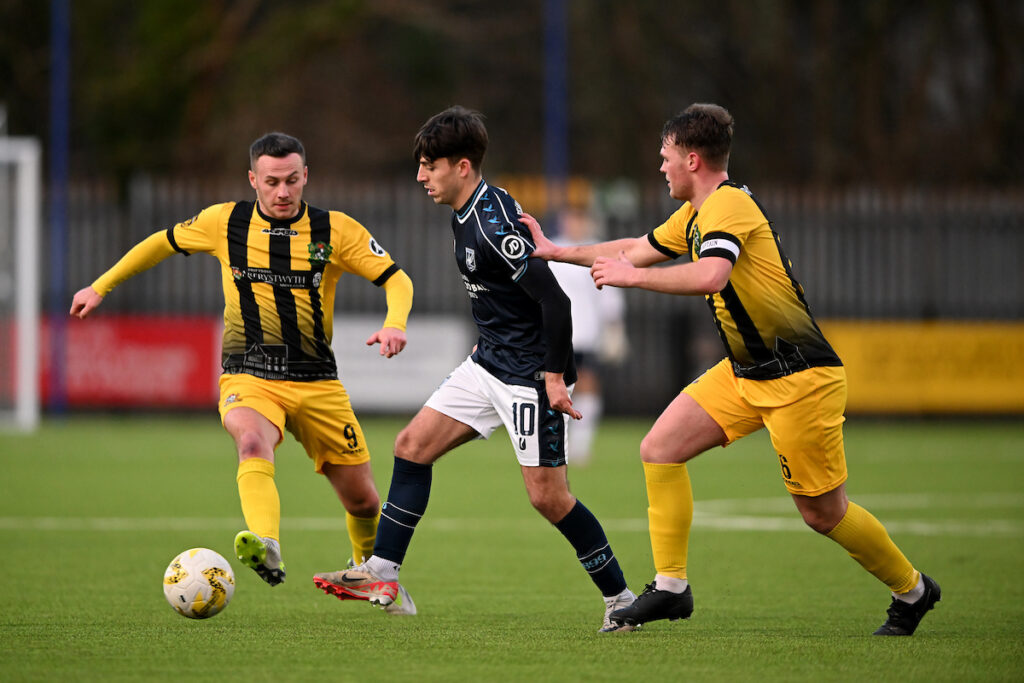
[59,177,1024,414]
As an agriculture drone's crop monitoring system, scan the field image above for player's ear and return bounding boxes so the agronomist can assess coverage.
[248,170,257,190]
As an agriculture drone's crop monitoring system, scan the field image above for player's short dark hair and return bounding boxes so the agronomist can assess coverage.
[661,104,734,171]
[413,106,488,170]
[249,132,306,169]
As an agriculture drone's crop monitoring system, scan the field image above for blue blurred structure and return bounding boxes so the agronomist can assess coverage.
[543,0,569,225]
[48,0,70,412]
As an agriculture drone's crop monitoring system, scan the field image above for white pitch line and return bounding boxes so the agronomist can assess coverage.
[697,492,1024,515]
[0,513,1020,537]
[687,514,1024,537]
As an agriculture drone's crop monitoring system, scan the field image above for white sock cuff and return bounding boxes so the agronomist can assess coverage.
[366,555,400,581]
[893,574,925,603]
[654,574,688,594]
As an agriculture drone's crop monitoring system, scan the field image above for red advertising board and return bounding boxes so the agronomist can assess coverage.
[39,315,221,408]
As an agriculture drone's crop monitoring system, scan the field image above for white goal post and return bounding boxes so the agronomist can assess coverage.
[0,137,41,431]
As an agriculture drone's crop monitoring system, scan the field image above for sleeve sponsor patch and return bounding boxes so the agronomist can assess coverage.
[500,234,528,260]
[368,237,387,257]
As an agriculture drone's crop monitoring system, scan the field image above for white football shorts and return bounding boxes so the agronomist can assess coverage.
[425,356,573,467]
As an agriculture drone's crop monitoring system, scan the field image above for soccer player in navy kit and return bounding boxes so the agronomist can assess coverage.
[314,106,636,632]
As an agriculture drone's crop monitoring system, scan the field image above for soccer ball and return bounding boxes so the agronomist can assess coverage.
[163,548,235,619]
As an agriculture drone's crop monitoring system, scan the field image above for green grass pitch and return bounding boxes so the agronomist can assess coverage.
[2,415,1022,681]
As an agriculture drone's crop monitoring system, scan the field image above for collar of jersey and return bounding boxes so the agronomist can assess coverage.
[255,200,308,225]
[454,180,488,224]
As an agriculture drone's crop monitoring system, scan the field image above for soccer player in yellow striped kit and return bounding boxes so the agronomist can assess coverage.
[71,132,417,614]
[522,104,940,636]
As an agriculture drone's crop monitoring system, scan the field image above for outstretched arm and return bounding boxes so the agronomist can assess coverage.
[365,268,413,357]
[69,231,177,319]
[519,212,667,267]
[592,253,733,295]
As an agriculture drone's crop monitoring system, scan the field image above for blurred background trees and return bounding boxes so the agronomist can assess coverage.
[1,0,1021,188]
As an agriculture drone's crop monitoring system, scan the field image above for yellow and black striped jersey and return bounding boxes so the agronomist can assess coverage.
[168,200,400,381]
[649,180,841,380]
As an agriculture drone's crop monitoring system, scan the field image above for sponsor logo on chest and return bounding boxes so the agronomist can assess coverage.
[231,266,322,289]
[262,226,299,237]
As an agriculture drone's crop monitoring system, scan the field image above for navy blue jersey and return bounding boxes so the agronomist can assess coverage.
[451,180,576,387]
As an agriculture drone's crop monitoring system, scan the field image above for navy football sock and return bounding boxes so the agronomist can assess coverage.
[373,456,432,565]
[554,500,628,597]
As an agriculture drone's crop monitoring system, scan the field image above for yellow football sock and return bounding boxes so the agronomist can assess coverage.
[236,457,280,541]
[826,501,919,594]
[346,509,380,564]
[643,461,693,580]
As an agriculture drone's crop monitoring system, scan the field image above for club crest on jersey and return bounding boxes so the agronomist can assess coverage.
[307,241,333,265]
[689,223,703,255]
[465,247,477,272]
[501,235,526,260]
[231,266,243,280]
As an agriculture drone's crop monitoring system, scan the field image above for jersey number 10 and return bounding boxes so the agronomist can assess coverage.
[510,402,536,437]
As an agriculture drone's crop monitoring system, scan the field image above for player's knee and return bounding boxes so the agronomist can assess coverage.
[528,495,558,521]
[345,492,381,518]
[639,434,657,462]
[349,479,381,515]
[795,488,848,534]
[641,430,708,464]
[640,433,681,463]
[394,427,431,462]
[527,489,572,522]
[799,507,841,534]
[235,432,271,461]
[393,427,414,459]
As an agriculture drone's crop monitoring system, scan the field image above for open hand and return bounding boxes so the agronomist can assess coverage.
[518,212,558,261]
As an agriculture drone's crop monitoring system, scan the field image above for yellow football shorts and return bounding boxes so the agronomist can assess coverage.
[683,359,848,496]
[218,373,370,472]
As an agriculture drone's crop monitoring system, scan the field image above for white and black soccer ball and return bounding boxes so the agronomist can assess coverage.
[163,548,235,619]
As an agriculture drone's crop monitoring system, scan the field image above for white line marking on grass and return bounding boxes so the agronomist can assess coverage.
[0,517,248,531]
[698,492,1024,515]
[689,515,1024,537]
[1,506,1021,537]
